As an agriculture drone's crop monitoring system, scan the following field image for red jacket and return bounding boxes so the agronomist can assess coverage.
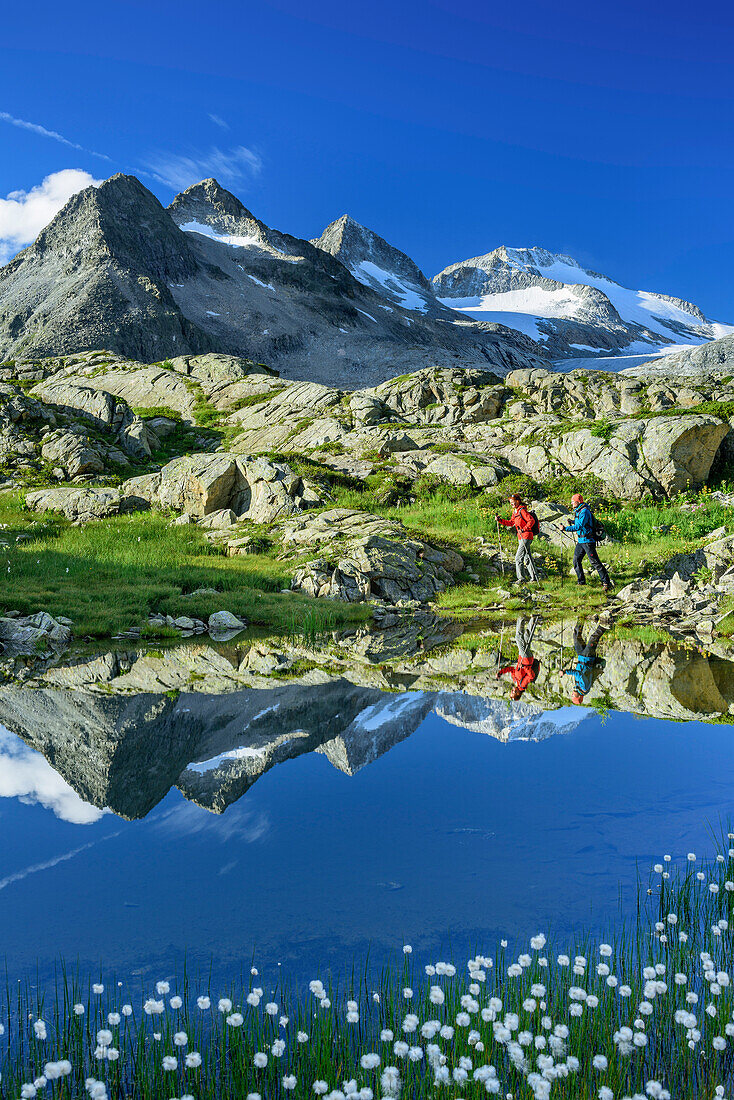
[498,505,534,541]
[498,658,537,692]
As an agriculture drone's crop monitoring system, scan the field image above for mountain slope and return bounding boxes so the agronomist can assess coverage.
[0,173,545,386]
[628,333,734,378]
[0,175,213,361]
[312,214,440,316]
[165,181,543,384]
[433,245,733,360]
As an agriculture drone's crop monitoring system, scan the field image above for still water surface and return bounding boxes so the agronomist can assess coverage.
[1,694,732,984]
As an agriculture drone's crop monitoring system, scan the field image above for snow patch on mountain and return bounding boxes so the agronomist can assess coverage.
[179,220,263,250]
[352,259,429,313]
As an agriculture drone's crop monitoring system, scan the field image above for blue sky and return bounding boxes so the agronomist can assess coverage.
[1,0,732,315]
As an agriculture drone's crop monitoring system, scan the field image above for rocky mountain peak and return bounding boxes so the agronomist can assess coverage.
[314,214,433,295]
[34,172,199,285]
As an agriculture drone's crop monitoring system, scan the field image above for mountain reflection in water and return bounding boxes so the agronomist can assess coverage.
[0,624,732,822]
[1,624,734,982]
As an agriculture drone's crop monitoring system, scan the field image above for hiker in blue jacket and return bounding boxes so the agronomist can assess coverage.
[562,493,613,592]
[561,616,608,704]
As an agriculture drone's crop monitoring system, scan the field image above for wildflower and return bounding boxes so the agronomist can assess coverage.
[557,955,570,967]
[173,1031,188,1046]
[530,933,546,950]
[107,1012,121,1026]
[162,1056,177,1071]
[712,1036,726,1050]
[144,999,164,1015]
[156,981,170,995]
[92,984,104,994]
[170,995,183,1009]
[185,1052,202,1068]
[265,1002,278,1015]
[429,985,445,1005]
[74,1004,85,1015]
[282,1076,297,1090]
[33,1020,47,1040]
[592,1055,608,1070]
[247,991,261,1006]
[518,953,531,967]
[218,998,232,1013]
[313,1084,329,1095]
[599,943,612,957]
[96,1029,113,1047]
[402,1014,418,1033]
[360,1054,380,1070]
[347,1010,359,1023]
[197,996,211,1010]
[456,1012,471,1026]
[403,945,412,954]
[297,1031,309,1042]
[272,1039,286,1057]
[402,987,413,999]
[254,1053,268,1068]
[380,1029,394,1042]
[279,1015,289,1027]
[393,1041,409,1058]
[246,1094,262,1100]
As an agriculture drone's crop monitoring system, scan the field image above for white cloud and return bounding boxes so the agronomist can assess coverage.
[144,145,262,192]
[0,168,102,263]
[0,727,105,824]
[208,113,229,129]
[0,111,112,161]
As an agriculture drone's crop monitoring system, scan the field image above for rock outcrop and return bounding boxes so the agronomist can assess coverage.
[122,453,321,522]
[286,509,464,605]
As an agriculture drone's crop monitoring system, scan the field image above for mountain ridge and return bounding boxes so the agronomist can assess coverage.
[0,174,542,386]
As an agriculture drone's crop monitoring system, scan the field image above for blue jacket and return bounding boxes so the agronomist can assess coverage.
[565,502,595,544]
[563,657,596,695]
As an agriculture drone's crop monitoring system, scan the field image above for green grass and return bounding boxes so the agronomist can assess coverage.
[0,494,370,638]
[1,838,733,1098]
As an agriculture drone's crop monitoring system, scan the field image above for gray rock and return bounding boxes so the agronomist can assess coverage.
[208,610,247,633]
[25,486,148,523]
[199,508,238,529]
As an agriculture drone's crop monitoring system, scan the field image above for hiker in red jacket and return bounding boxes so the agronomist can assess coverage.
[496,493,539,584]
[496,614,540,700]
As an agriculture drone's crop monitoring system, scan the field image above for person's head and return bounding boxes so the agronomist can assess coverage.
[510,685,522,701]
[571,492,584,508]
[571,691,584,705]
[509,493,523,509]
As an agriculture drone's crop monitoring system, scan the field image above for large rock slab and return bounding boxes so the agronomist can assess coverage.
[25,486,148,522]
[121,453,321,522]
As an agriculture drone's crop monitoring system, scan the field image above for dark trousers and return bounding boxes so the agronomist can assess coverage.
[573,541,611,586]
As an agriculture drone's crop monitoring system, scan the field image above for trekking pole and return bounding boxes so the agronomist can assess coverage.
[496,518,504,579]
[497,621,506,672]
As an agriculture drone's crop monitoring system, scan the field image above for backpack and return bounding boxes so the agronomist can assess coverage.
[527,510,540,537]
[592,515,607,543]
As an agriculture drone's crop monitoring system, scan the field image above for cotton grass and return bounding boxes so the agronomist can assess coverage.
[1,839,733,1099]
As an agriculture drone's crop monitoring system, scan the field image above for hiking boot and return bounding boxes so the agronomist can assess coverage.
[603,583,614,594]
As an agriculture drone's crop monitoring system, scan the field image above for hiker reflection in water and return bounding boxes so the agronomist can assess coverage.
[562,616,609,704]
[497,615,540,701]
